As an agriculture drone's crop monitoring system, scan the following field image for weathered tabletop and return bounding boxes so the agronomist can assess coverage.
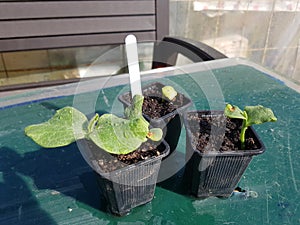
[1,58,299,225]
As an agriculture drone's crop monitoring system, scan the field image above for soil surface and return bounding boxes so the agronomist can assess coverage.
[142,85,187,119]
[122,83,189,119]
[186,112,260,153]
[91,141,166,173]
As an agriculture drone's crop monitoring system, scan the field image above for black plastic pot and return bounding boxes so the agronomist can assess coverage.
[78,139,170,216]
[118,82,192,154]
[183,111,265,198]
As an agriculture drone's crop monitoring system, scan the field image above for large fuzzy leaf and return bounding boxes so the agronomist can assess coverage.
[25,95,163,155]
[88,114,148,154]
[244,105,277,126]
[25,107,88,148]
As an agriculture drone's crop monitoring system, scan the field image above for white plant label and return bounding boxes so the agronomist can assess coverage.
[125,34,142,97]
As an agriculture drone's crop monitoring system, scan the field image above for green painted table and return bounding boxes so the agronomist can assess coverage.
[1,59,300,224]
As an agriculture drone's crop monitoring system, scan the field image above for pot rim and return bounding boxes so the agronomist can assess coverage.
[89,139,170,176]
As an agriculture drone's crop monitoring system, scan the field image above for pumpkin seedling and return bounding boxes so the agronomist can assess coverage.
[224,104,277,149]
[25,95,163,155]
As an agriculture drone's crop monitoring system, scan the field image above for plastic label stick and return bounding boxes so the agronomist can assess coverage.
[125,34,142,97]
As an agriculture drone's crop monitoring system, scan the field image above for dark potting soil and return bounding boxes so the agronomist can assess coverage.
[123,84,188,119]
[142,90,186,119]
[187,112,260,153]
[94,141,165,173]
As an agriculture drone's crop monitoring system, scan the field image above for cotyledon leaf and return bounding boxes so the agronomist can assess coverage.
[147,128,163,141]
[25,107,88,148]
[162,86,177,101]
[224,104,247,120]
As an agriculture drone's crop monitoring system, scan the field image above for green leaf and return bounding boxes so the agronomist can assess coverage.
[25,107,88,148]
[224,104,247,120]
[244,105,277,126]
[88,114,147,154]
[124,94,144,119]
[88,94,163,154]
[25,94,163,155]
[147,128,163,141]
[162,86,178,101]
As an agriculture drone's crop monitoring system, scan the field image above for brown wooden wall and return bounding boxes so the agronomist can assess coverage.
[0,0,169,52]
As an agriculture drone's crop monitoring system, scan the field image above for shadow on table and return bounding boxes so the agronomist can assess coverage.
[0,147,57,224]
[1,141,202,225]
[0,144,112,224]
[157,151,192,196]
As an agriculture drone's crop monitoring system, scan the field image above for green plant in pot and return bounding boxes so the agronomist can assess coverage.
[25,95,169,216]
[224,104,277,149]
[118,82,192,155]
[184,103,277,198]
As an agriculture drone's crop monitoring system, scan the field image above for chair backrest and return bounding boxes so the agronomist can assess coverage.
[0,0,169,52]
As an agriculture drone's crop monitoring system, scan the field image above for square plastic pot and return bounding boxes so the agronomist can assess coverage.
[183,111,265,198]
[118,82,192,154]
[78,139,170,216]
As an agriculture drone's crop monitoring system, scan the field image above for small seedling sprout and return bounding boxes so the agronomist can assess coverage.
[162,86,177,101]
[224,104,277,149]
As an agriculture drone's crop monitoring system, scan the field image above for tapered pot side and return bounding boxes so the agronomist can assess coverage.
[183,111,265,198]
[118,82,192,154]
[77,139,170,216]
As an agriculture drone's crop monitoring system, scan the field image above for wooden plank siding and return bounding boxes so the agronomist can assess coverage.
[0,0,169,52]
[0,1,156,19]
[0,16,156,38]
